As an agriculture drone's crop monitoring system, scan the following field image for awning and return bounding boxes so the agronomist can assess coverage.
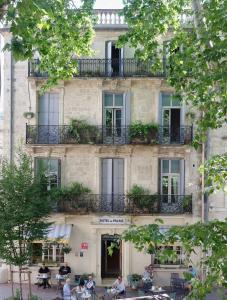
[45,224,72,244]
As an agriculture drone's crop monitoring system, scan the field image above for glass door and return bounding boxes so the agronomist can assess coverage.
[38,93,59,144]
[161,160,181,205]
[103,93,124,144]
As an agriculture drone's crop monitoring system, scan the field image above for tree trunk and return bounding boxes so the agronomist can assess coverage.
[10,265,14,297]
[18,266,23,300]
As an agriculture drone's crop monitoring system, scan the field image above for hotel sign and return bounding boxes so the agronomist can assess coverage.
[97,216,131,225]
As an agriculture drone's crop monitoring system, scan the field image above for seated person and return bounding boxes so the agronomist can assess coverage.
[76,282,86,293]
[112,275,126,295]
[185,265,197,291]
[63,278,77,300]
[59,262,71,276]
[38,263,51,289]
[85,275,95,292]
[142,267,152,282]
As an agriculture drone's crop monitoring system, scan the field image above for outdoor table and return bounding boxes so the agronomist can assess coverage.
[149,287,166,295]
[106,288,120,299]
[81,294,91,297]
[36,274,51,288]
[76,290,84,300]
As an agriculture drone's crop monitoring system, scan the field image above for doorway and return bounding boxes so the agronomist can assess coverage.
[162,108,181,143]
[101,235,121,278]
[106,41,124,76]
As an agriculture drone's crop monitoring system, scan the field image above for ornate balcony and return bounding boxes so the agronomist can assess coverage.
[57,194,192,215]
[94,9,127,28]
[26,125,193,145]
[28,58,164,78]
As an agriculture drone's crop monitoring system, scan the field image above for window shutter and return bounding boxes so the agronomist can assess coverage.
[180,159,185,195]
[125,91,131,126]
[58,159,61,187]
[158,158,161,193]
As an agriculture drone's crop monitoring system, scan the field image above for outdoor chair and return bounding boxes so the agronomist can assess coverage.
[170,273,186,291]
[141,281,152,293]
[138,290,145,297]
[169,292,176,300]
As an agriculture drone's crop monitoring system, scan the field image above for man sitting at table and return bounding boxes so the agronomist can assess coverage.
[85,275,96,292]
[112,275,126,295]
[59,262,71,276]
[38,263,51,289]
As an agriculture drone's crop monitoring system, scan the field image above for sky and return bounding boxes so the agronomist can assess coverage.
[74,0,123,9]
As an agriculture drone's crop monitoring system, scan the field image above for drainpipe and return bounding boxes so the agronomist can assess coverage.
[9,51,13,162]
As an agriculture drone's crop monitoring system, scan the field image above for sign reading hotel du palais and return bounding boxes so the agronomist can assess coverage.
[94,216,131,225]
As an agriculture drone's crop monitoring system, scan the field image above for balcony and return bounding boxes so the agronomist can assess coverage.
[28,58,164,78]
[93,9,193,29]
[57,194,192,215]
[26,125,193,145]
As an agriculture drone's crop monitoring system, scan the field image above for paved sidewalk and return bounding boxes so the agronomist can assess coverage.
[0,284,226,300]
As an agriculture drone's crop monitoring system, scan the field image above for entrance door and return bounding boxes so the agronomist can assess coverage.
[101,235,121,278]
[101,158,124,212]
[106,41,124,76]
[38,93,59,144]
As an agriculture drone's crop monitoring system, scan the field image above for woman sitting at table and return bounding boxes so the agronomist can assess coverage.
[63,278,77,300]
[112,275,126,295]
[38,263,51,289]
[85,275,96,292]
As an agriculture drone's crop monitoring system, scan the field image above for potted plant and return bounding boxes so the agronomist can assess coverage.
[129,121,158,144]
[67,119,101,144]
[183,195,192,213]
[130,273,142,289]
[127,185,159,213]
[62,245,72,254]
[50,182,91,213]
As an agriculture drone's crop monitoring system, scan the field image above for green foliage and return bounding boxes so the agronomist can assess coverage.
[127,185,158,210]
[0,151,55,266]
[122,219,227,299]
[62,244,72,254]
[182,195,192,212]
[1,0,95,91]
[68,119,101,144]
[50,182,91,202]
[131,273,142,281]
[120,0,227,193]
[129,121,158,144]
[200,153,227,194]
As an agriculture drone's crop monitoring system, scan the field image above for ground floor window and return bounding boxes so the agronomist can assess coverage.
[154,246,184,265]
[32,243,65,264]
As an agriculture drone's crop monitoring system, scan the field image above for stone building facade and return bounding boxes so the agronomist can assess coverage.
[0,10,214,286]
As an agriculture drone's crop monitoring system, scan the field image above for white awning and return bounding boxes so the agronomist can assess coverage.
[46,224,72,244]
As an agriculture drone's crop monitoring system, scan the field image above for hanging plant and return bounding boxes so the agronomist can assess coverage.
[23,111,35,119]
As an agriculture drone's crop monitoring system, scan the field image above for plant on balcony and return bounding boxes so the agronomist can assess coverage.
[129,121,158,144]
[127,185,159,212]
[26,125,37,144]
[51,182,91,213]
[182,195,192,213]
[68,119,101,144]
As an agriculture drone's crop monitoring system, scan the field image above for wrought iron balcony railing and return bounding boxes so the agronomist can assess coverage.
[28,58,164,78]
[57,194,192,215]
[26,124,193,145]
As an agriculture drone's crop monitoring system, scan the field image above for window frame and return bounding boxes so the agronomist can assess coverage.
[35,157,61,190]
